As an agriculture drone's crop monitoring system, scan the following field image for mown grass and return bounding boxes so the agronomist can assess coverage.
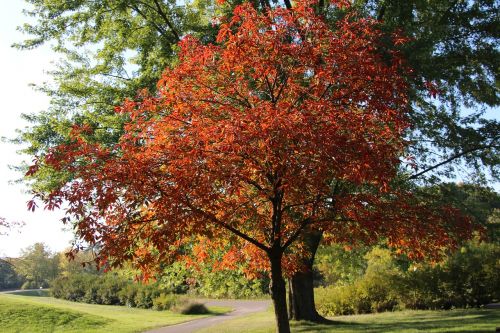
[0,293,229,333]
[197,307,500,333]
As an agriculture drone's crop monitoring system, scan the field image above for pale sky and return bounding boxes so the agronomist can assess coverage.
[0,2,73,257]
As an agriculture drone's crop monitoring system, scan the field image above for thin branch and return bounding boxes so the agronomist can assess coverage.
[152,0,181,42]
[281,217,312,250]
[408,143,499,180]
[99,73,131,81]
[184,199,270,253]
[129,4,169,38]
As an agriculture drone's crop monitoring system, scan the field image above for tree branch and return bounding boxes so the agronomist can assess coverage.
[184,199,271,253]
[408,143,499,180]
[152,0,181,42]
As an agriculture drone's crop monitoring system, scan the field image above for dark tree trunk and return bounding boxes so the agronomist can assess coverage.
[288,230,327,322]
[269,250,291,333]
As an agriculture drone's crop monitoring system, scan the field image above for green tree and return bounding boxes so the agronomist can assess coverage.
[0,260,24,290]
[58,248,100,277]
[16,243,59,289]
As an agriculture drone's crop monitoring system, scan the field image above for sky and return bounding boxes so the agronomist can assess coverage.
[0,2,74,257]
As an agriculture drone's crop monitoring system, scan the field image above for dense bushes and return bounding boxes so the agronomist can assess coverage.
[50,273,214,313]
[401,241,500,310]
[51,273,175,310]
[315,242,500,316]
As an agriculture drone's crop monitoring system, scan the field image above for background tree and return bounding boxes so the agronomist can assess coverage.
[58,248,99,277]
[0,260,24,290]
[15,243,59,289]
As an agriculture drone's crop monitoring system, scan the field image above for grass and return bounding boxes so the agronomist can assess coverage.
[0,292,229,333]
[197,307,500,333]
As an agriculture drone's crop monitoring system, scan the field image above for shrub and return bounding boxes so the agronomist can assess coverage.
[400,241,500,309]
[134,284,161,309]
[172,299,209,314]
[118,284,139,307]
[315,242,500,315]
[152,293,179,311]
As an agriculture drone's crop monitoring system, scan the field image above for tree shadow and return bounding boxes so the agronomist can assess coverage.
[291,309,499,332]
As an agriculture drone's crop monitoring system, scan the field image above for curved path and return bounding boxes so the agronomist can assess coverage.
[144,299,270,333]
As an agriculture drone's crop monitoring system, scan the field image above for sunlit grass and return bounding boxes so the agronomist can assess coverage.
[0,293,229,333]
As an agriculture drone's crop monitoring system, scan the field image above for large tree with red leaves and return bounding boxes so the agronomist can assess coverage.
[28,2,475,332]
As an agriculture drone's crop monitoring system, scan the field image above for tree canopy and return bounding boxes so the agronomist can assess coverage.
[15,0,499,193]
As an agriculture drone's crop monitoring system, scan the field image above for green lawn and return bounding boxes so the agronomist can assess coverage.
[197,308,500,333]
[0,292,228,333]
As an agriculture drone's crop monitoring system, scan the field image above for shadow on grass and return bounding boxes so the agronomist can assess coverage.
[11,290,50,297]
[291,309,499,333]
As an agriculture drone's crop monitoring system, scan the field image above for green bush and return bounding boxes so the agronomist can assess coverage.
[51,274,98,302]
[134,284,161,309]
[400,241,500,309]
[152,293,179,311]
[118,284,139,307]
[315,242,500,316]
[51,273,164,309]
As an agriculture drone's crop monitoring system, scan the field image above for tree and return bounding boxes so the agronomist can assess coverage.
[16,0,497,324]
[29,3,476,331]
[16,243,59,289]
[0,260,23,290]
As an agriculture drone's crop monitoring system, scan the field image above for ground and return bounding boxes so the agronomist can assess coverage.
[1,291,498,332]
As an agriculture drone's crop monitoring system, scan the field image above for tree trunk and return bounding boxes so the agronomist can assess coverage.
[288,230,327,322]
[269,250,291,333]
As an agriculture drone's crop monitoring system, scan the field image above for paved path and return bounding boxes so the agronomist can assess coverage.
[144,299,271,333]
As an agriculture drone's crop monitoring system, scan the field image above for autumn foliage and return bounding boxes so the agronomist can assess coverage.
[27,1,476,331]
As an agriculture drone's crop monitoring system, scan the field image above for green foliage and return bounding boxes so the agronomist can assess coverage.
[315,242,500,316]
[51,273,165,309]
[15,0,219,195]
[58,249,100,277]
[156,261,190,294]
[315,244,367,286]
[315,247,403,316]
[51,274,94,302]
[416,183,500,241]
[157,258,268,299]
[352,0,500,181]
[194,269,268,299]
[152,293,179,311]
[133,284,161,309]
[15,243,59,289]
[403,241,500,309]
[0,261,24,290]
